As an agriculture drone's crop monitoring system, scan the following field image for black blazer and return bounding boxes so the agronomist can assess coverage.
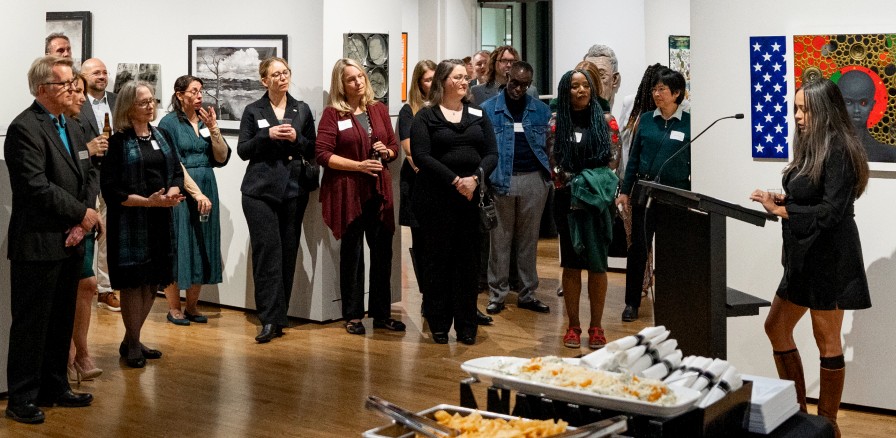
[237,92,316,203]
[79,91,117,138]
[4,101,97,261]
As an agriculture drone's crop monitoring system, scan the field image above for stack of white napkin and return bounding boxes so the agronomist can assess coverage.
[740,374,800,433]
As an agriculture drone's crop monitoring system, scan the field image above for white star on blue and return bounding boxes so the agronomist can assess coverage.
[750,36,788,158]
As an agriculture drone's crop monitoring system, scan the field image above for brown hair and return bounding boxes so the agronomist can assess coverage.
[407,59,437,114]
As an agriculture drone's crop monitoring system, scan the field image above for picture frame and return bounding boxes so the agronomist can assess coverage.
[188,35,288,133]
[46,11,92,65]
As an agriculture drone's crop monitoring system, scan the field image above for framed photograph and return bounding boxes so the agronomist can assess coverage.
[188,35,288,133]
[46,11,92,65]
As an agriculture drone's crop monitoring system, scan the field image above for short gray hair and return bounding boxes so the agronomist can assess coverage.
[584,44,618,72]
[28,55,74,97]
[45,32,70,54]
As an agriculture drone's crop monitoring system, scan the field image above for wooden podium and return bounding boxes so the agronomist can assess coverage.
[639,181,776,359]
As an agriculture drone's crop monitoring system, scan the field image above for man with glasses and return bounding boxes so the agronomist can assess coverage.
[79,58,121,312]
[471,45,539,105]
[4,56,98,424]
[481,61,552,315]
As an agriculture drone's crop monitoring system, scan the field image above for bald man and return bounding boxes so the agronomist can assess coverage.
[838,70,896,162]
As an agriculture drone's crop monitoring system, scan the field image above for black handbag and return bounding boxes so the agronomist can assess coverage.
[298,156,321,191]
[477,167,498,232]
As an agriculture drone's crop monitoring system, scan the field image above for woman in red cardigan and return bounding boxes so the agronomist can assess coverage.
[316,58,405,335]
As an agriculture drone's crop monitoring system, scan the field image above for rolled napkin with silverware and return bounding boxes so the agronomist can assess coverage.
[605,326,667,352]
[642,349,683,380]
[690,358,730,392]
[626,339,679,375]
[697,365,743,408]
[664,355,696,382]
[667,356,712,387]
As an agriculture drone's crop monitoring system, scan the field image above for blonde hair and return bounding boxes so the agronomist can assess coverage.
[259,56,290,81]
[113,81,156,131]
[327,58,376,114]
[408,60,436,115]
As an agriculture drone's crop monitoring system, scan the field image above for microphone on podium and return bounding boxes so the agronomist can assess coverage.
[645,113,744,208]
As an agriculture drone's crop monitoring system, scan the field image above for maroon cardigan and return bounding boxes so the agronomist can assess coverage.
[316,102,398,239]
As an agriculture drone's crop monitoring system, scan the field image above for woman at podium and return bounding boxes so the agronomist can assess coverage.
[750,78,870,437]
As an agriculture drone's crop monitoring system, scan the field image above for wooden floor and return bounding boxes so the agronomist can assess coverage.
[4,230,893,437]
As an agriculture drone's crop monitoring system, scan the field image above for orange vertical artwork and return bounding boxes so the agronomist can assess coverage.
[401,32,408,102]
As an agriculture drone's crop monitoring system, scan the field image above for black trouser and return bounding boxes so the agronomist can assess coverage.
[624,203,656,307]
[7,256,81,405]
[419,224,480,338]
[340,198,393,321]
[242,194,307,326]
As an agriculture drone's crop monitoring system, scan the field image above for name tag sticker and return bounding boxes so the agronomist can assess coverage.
[78,150,89,160]
[670,130,685,141]
[574,132,583,143]
[257,119,270,129]
[513,123,524,133]
[151,140,160,150]
[337,119,353,131]
[468,107,482,117]
[199,127,211,138]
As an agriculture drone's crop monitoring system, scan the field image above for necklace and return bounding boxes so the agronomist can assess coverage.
[440,104,462,117]
[137,133,152,141]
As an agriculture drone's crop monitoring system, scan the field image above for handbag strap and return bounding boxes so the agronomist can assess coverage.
[477,167,487,207]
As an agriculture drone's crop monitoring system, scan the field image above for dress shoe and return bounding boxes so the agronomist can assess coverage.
[485,302,505,315]
[70,362,102,384]
[5,402,45,424]
[344,320,366,335]
[255,324,278,343]
[458,335,477,345]
[432,332,449,344]
[183,310,208,323]
[476,309,493,325]
[275,325,285,337]
[39,390,93,408]
[517,299,550,313]
[373,318,406,331]
[167,311,191,326]
[622,305,639,322]
[119,342,162,359]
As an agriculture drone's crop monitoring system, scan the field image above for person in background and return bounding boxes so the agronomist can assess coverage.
[411,59,497,345]
[616,68,690,323]
[102,81,185,368]
[80,57,122,313]
[550,68,619,349]
[65,73,106,384]
[750,78,870,437]
[470,50,490,87]
[583,44,622,111]
[482,61,552,316]
[463,56,474,81]
[470,45,538,105]
[160,75,231,326]
[5,56,98,424]
[317,58,405,336]
[238,57,317,343]
[45,33,72,58]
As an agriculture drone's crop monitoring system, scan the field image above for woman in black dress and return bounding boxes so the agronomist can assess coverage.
[411,59,497,345]
[751,78,870,437]
[102,81,185,368]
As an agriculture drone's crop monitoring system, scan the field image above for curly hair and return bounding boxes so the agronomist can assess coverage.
[553,69,613,171]
[625,63,664,131]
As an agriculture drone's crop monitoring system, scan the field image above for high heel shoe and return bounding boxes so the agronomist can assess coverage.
[74,363,102,381]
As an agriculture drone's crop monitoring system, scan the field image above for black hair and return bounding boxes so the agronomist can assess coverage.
[626,63,664,131]
[553,69,613,171]
[169,75,204,123]
[654,68,686,104]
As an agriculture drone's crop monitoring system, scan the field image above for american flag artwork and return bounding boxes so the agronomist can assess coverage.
[750,36,789,159]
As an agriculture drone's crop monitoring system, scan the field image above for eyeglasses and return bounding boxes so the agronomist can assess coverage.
[136,99,156,108]
[497,58,516,65]
[181,89,202,96]
[652,85,670,94]
[269,70,291,80]
[507,79,532,89]
[43,79,77,90]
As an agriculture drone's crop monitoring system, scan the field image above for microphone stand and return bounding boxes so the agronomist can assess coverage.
[646,113,744,208]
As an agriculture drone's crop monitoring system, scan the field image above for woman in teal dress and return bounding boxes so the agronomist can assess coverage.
[159,75,231,325]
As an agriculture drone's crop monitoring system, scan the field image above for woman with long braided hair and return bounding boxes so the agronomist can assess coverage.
[550,69,619,349]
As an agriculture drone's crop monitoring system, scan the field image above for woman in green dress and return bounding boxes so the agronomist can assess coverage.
[159,75,231,325]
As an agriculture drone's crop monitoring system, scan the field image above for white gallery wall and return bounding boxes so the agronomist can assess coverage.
[690,0,896,410]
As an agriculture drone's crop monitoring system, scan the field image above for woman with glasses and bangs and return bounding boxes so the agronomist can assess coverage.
[238,57,317,343]
[410,59,497,345]
[101,81,185,368]
[159,75,232,327]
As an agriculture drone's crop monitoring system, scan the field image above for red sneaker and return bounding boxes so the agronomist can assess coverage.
[563,327,582,348]
[588,327,607,349]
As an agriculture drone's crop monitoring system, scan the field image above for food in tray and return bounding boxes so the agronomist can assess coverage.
[416,410,567,438]
[497,356,678,406]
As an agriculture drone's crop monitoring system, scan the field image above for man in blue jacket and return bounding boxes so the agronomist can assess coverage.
[481,61,552,315]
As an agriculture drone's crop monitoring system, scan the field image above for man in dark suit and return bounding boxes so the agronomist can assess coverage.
[79,57,120,311]
[4,55,99,424]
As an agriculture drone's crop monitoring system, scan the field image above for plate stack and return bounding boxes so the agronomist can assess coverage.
[740,374,800,434]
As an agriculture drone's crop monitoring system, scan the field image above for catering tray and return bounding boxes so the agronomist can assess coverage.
[461,356,701,418]
[362,404,577,438]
